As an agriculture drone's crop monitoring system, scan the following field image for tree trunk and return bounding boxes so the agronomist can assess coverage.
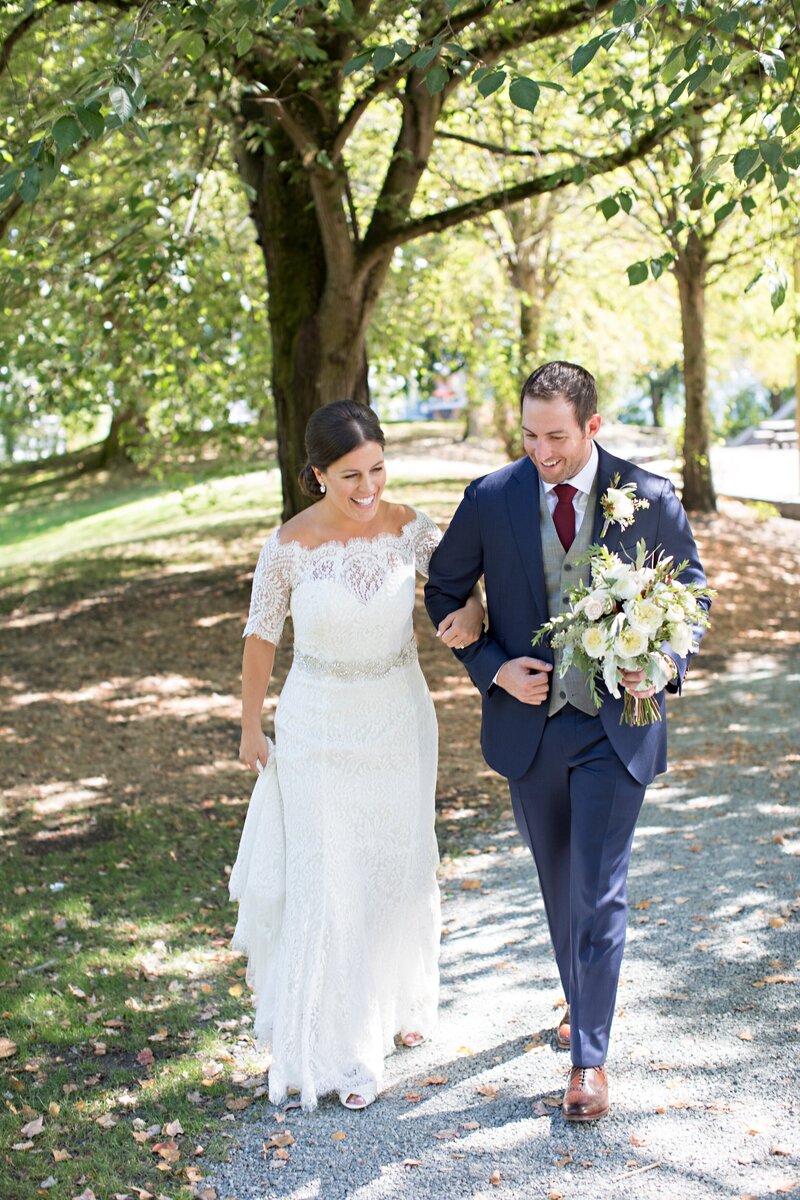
[235,124,384,519]
[96,402,147,468]
[675,232,716,512]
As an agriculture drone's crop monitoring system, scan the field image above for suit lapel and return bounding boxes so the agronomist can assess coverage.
[507,457,548,621]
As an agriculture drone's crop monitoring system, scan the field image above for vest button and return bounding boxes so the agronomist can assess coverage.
[559,690,566,700]
[564,564,572,571]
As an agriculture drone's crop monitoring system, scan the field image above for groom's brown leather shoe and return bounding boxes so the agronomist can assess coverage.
[562,1066,609,1121]
[555,1006,570,1050]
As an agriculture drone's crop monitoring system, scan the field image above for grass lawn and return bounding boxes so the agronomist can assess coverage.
[0,427,504,1200]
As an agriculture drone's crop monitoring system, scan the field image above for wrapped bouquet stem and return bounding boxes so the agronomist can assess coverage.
[533,539,713,727]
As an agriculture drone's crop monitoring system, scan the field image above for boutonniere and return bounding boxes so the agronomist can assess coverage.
[600,473,650,538]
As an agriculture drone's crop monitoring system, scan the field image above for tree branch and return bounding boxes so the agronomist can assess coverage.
[361,112,676,262]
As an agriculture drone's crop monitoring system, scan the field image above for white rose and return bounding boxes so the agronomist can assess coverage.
[614,625,648,659]
[665,604,685,624]
[608,573,640,601]
[605,488,635,521]
[667,623,694,657]
[582,625,608,659]
[679,590,698,614]
[581,589,611,620]
[626,599,664,638]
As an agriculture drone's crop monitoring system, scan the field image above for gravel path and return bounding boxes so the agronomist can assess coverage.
[208,651,799,1200]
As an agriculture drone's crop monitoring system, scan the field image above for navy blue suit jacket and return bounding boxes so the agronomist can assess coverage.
[425,444,708,786]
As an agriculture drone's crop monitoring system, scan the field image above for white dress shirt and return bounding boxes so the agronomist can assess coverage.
[541,440,599,534]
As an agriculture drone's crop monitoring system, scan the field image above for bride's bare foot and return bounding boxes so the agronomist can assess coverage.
[400,1031,424,1047]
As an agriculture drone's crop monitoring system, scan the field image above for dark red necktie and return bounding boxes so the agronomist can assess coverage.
[553,483,577,551]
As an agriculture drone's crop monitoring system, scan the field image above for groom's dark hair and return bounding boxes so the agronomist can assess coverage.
[520,361,597,429]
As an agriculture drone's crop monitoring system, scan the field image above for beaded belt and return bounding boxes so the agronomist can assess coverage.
[293,637,418,680]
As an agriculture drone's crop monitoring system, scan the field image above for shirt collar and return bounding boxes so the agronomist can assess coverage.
[541,440,599,495]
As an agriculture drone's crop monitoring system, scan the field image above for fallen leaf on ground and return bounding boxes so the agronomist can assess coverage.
[72,1191,97,1200]
[460,879,482,890]
[403,1159,421,1167]
[152,1140,180,1163]
[12,1141,34,1151]
[405,1092,422,1103]
[461,1121,480,1130]
[419,1075,448,1086]
[21,1116,44,1137]
[770,1145,791,1156]
[264,1132,294,1149]
[136,1048,155,1067]
[490,1170,501,1185]
[631,1134,647,1146]
[432,1128,460,1140]
[331,1131,346,1141]
[737,1030,754,1041]
[53,1149,72,1162]
[0,1038,18,1058]
[95,1113,117,1129]
[476,1083,498,1098]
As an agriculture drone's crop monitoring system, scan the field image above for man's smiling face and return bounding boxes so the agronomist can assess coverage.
[521,393,602,485]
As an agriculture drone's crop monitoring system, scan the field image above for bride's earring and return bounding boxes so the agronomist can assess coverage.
[319,482,326,494]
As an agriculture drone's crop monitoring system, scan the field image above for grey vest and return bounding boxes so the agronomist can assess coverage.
[540,477,599,717]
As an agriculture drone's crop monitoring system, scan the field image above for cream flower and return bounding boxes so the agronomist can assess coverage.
[615,625,648,659]
[608,573,640,602]
[604,488,635,522]
[625,599,664,637]
[667,622,694,657]
[581,625,609,659]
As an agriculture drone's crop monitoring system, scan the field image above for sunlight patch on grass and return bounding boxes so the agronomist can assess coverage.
[1,468,283,569]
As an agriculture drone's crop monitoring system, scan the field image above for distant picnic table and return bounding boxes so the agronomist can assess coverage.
[750,418,798,449]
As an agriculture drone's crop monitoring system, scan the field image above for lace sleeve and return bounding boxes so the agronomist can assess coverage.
[409,509,442,580]
[243,533,293,644]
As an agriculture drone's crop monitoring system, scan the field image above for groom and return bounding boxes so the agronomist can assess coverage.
[425,361,708,1121]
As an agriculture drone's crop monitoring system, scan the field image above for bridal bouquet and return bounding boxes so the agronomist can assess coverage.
[532,540,712,726]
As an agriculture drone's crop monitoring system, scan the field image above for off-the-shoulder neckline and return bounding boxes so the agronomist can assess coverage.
[273,507,428,552]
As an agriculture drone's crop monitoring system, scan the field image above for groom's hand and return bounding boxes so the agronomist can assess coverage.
[496,657,552,705]
[620,668,656,699]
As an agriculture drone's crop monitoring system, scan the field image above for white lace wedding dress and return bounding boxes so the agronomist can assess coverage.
[229,509,442,1110]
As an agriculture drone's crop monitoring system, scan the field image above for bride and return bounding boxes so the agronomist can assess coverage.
[230,400,483,1111]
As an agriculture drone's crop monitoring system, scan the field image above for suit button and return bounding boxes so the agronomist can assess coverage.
[559,690,566,700]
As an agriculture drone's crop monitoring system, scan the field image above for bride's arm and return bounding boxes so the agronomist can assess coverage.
[437,582,484,649]
[239,636,276,773]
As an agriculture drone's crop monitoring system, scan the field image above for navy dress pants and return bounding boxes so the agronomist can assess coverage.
[508,704,647,1067]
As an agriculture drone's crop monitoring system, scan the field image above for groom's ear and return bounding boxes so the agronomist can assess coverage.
[586,412,602,439]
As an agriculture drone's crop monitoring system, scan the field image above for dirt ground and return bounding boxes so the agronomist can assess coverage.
[2,495,799,860]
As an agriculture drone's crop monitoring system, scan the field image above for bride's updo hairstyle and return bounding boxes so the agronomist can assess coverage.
[299,400,386,499]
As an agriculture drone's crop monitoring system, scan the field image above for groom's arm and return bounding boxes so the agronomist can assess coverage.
[653,478,710,693]
[425,484,509,696]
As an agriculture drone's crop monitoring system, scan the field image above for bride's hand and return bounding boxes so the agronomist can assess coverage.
[240,727,270,773]
[437,596,484,650]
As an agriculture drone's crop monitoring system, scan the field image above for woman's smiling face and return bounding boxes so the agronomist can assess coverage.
[315,440,386,523]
